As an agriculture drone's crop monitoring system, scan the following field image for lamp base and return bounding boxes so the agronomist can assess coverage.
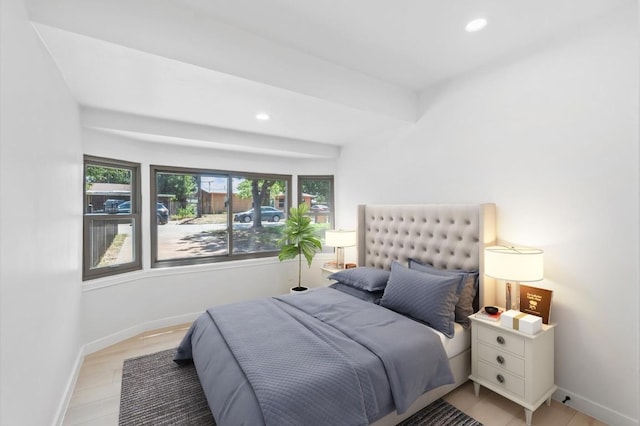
[335,247,345,269]
[505,282,520,310]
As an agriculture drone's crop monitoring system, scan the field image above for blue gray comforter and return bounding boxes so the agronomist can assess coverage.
[174,287,453,426]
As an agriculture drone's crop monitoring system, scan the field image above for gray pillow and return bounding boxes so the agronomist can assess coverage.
[380,262,460,338]
[408,259,479,328]
[329,283,383,304]
[327,267,390,292]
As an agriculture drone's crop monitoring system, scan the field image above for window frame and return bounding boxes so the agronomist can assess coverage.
[298,174,335,224]
[150,165,292,268]
[298,175,335,252]
[83,155,142,280]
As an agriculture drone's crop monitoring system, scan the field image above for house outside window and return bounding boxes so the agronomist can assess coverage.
[150,165,291,267]
[83,156,141,280]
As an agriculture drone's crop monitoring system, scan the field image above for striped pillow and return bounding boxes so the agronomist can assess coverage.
[408,259,478,328]
[328,267,390,292]
[380,262,460,338]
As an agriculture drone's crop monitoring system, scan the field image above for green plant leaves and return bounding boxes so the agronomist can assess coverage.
[277,203,323,286]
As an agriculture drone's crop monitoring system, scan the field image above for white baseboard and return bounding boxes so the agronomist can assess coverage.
[553,387,639,426]
[54,312,201,425]
[53,348,85,426]
[82,311,200,355]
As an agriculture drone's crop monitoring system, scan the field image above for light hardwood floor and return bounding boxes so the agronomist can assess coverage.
[63,323,607,426]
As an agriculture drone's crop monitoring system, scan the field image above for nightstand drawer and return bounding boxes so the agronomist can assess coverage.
[477,342,525,376]
[478,361,525,398]
[478,325,525,357]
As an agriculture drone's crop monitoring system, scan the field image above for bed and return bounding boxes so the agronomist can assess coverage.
[174,203,496,426]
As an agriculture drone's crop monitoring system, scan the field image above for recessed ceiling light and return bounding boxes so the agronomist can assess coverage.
[256,113,270,121]
[465,18,487,33]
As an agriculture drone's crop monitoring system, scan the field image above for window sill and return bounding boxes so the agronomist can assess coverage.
[82,256,283,292]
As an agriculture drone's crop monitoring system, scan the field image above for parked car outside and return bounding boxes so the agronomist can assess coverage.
[117,201,170,225]
[310,204,329,212]
[104,199,124,214]
[234,206,284,223]
[116,201,131,214]
[155,203,169,224]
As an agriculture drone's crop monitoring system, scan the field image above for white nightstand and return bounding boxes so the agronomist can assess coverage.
[468,313,557,425]
[321,266,341,283]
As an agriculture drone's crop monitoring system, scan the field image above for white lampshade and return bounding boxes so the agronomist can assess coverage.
[325,230,357,248]
[325,230,356,269]
[485,246,544,282]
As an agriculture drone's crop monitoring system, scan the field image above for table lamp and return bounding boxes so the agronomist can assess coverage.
[484,245,544,310]
[325,230,356,269]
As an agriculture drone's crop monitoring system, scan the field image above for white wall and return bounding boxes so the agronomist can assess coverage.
[81,130,337,346]
[0,0,84,424]
[337,7,639,426]
[3,2,636,425]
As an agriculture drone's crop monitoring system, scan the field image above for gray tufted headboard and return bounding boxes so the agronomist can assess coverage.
[357,203,497,307]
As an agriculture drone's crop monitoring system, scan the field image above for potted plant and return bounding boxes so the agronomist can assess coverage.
[277,203,323,292]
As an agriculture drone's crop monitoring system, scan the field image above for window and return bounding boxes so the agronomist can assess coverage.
[150,165,291,267]
[83,156,141,280]
[298,175,335,253]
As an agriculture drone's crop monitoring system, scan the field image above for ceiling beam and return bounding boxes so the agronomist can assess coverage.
[28,0,418,122]
[81,107,341,159]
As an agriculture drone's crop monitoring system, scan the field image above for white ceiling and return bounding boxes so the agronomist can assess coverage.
[26,0,630,157]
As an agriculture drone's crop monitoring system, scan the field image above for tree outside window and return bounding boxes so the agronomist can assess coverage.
[150,166,291,267]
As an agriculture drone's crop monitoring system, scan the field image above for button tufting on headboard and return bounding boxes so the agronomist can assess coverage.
[357,204,491,273]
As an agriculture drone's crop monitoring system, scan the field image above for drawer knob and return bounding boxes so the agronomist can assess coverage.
[496,336,505,345]
[497,374,505,383]
[496,355,505,365]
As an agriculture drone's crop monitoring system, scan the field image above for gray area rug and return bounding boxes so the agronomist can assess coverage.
[395,398,482,426]
[119,348,214,425]
[119,348,482,426]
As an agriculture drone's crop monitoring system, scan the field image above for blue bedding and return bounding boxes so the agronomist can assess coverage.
[174,287,453,426]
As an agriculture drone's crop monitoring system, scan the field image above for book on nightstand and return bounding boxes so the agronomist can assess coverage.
[475,308,504,322]
[519,284,553,324]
